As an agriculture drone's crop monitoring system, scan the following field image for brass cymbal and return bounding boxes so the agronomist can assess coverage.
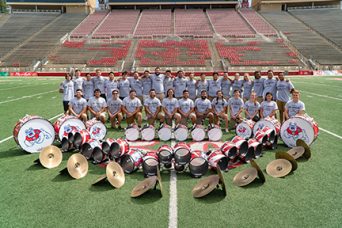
[216,166,227,196]
[131,176,158,198]
[106,161,125,189]
[296,139,311,159]
[92,174,107,185]
[67,154,88,179]
[266,159,292,178]
[39,145,62,169]
[233,167,258,187]
[192,175,220,198]
[287,146,305,160]
[250,160,265,183]
[275,152,298,171]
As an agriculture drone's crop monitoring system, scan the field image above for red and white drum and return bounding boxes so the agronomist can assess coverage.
[13,115,55,153]
[207,150,228,171]
[157,145,174,166]
[255,126,275,144]
[248,138,263,158]
[73,129,91,149]
[142,151,159,177]
[109,138,130,160]
[239,147,255,163]
[101,138,116,155]
[191,125,206,142]
[174,124,188,141]
[207,125,223,141]
[158,124,172,141]
[189,150,208,178]
[92,144,106,163]
[231,136,248,156]
[80,138,101,160]
[120,149,144,173]
[220,141,238,159]
[53,115,85,141]
[236,119,255,139]
[253,117,281,136]
[281,114,319,147]
[173,142,191,165]
[141,125,156,141]
[86,118,107,141]
[125,124,140,141]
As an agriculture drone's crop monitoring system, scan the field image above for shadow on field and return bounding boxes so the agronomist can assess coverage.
[130,190,162,204]
[26,162,46,171]
[0,147,28,159]
[51,170,75,182]
[89,180,115,192]
[194,189,227,203]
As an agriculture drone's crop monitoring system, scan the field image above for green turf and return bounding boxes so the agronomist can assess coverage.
[0,76,341,227]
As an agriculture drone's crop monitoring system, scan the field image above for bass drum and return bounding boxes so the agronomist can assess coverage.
[125,124,140,141]
[191,125,206,142]
[281,114,319,147]
[174,124,188,142]
[158,124,172,141]
[141,125,155,141]
[13,115,55,153]
[207,125,222,142]
[236,119,255,139]
[86,118,107,141]
[53,115,85,141]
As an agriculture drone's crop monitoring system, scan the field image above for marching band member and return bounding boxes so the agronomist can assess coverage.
[231,73,243,97]
[72,69,84,94]
[151,67,165,100]
[178,90,196,126]
[118,71,131,100]
[144,89,163,126]
[211,90,229,132]
[208,72,221,100]
[263,70,277,100]
[276,72,294,123]
[105,72,118,99]
[284,89,305,120]
[195,90,214,125]
[68,89,87,122]
[244,91,260,122]
[174,70,188,99]
[107,89,123,129]
[227,90,244,126]
[122,90,143,128]
[253,70,265,103]
[260,92,278,119]
[196,73,208,98]
[141,70,152,102]
[82,73,94,101]
[220,72,232,100]
[87,88,107,124]
[186,72,197,100]
[129,71,143,101]
[91,69,107,100]
[242,73,253,102]
[161,88,181,125]
[163,70,174,97]
[59,73,74,114]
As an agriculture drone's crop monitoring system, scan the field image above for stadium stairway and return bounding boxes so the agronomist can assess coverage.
[123,39,139,71]
[0,14,10,28]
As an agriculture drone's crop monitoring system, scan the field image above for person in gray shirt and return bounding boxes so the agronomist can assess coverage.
[122,90,143,128]
[82,73,94,101]
[129,71,143,101]
[231,73,243,97]
[186,72,197,100]
[276,72,294,123]
[141,70,152,102]
[105,72,118,99]
[284,89,305,121]
[73,69,84,94]
[118,71,131,100]
[173,70,188,99]
[163,70,174,97]
[91,69,107,100]
[151,67,165,100]
[194,90,214,125]
[178,90,196,126]
[253,70,265,103]
[208,72,221,100]
[107,89,123,129]
[220,72,232,100]
[144,89,163,126]
[263,70,277,100]
[68,89,87,122]
[242,73,253,102]
[196,73,209,97]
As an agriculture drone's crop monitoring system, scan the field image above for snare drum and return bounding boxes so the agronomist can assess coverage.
[255,126,275,144]
[53,115,85,141]
[109,138,129,160]
[158,124,172,141]
[191,124,206,142]
[174,124,188,141]
[13,115,55,153]
[189,150,208,178]
[236,119,255,139]
[253,117,280,136]
[125,124,140,141]
[157,145,174,166]
[231,136,248,156]
[142,151,159,177]
[120,149,144,173]
[207,150,228,171]
[73,129,91,149]
[141,125,156,141]
[92,144,106,163]
[207,125,223,141]
[239,147,255,163]
[101,138,116,155]
[220,141,238,159]
[248,138,263,158]
[173,142,191,165]
[86,118,107,141]
[281,114,319,147]
[80,139,101,160]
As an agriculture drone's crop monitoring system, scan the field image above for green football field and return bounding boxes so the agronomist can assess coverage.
[0,76,341,227]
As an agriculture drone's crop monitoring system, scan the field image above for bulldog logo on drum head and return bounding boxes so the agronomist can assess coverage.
[282,122,309,146]
[24,127,52,148]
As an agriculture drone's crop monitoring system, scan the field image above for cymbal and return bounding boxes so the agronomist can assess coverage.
[266,159,292,178]
[131,176,158,198]
[250,160,265,183]
[275,152,298,171]
[287,146,305,160]
[216,166,227,196]
[156,166,163,196]
[39,145,62,169]
[67,154,88,179]
[106,161,125,189]
[192,175,220,198]
[296,139,311,159]
[233,167,258,187]
[92,174,107,185]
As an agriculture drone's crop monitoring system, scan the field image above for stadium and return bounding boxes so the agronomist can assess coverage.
[0,0,341,227]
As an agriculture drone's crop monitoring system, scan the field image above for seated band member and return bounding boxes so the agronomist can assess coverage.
[161,88,181,125]
[194,90,214,125]
[211,90,229,132]
[244,91,260,122]
[260,92,278,119]
[144,89,163,126]
[107,89,123,129]
[227,90,244,126]
[122,90,143,128]
[284,89,305,120]
[68,89,88,122]
[87,89,107,124]
[178,90,196,126]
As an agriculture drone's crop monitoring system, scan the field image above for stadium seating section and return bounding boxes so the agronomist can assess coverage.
[134,10,172,37]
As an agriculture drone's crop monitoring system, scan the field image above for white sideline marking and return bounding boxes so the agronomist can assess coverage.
[293,81,341,89]
[0,90,56,104]
[319,128,342,140]
[0,113,63,144]
[168,130,177,228]
[301,91,342,101]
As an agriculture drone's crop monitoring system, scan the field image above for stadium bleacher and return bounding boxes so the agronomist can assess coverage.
[239,9,277,36]
[70,12,108,38]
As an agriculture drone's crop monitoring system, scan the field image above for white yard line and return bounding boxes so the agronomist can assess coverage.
[300,91,342,101]
[0,84,44,91]
[319,128,342,140]
[293,81,341,89]
[0,113,63,144]
[0,90,56,104]
[168,129,177,228]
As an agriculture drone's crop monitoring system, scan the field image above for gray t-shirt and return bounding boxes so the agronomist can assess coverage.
[118,78,131,98]
[173,77,188,98]
[244,100,260,116]
[276,80,294,102]
[285,100,305,118]
[164,77,174,95]
[260,101,278,117]
[231,79,243,96]
[129,78,143,97]
[178,98,194,113]
[242,80,253,99]
[82,80,94,100]
[107,98,122,114]
[73,77,84,94]
[228,97,244,116]
[141,77,152,95]
[253,78,265,97]
[208,79,221,97]
[69,97,87,114]
[144,97,162,115]
[220,79,231,97]
[92,76,106,94]
[211,98,227,113]
[105,79,119,98]
[88,97,107,112]
[151,74,165,93]
[197,80,208,95]
[60,80,74,101]
[123,97,142,113]
[195,98,212,113]
[186,79,197,99]
[162,98,179,114]
[263,78,277,99]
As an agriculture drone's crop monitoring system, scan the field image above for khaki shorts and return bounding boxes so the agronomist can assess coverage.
[196,112,213,124]
[126,112,142,124]
[90,112,107,120]
[180,113,196,125]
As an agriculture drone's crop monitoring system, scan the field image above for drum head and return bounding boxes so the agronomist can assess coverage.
[109,142,121,159]
[17,118,55,153]
[174,128,188,141]
[80,143,93,159]
[92,147,104,163]
[89,122,107,141]
[174,148,191,165]
[189,158,208,178]
[191,128,206,142]
[281,117,316,147]
[236,122,253,139]
[143,158,159,176]
[216,156,228,171]
[125,128,140,141]
[141,127,155,141]
[237,141,249,157]
[58,118,85,141]
[158,150,173,164]
[254,144,263,157]
[253,120,276,136]
[208,128,222,141]
[120,155,135,174]
[243,147,255,162]
[158,127,172,141]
